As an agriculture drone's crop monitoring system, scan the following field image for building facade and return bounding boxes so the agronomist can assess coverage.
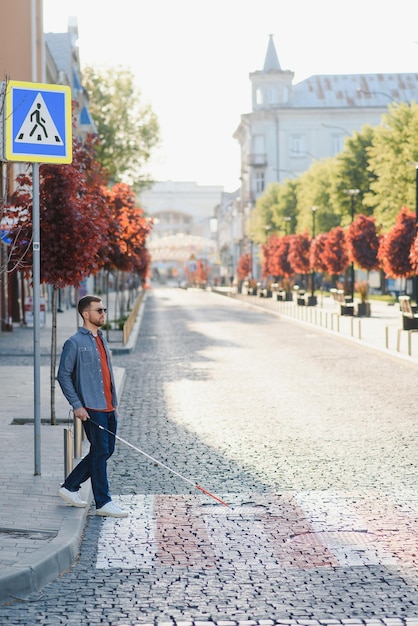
[139,181,223,282]
[234,34,418,210]
[0,1,94,327]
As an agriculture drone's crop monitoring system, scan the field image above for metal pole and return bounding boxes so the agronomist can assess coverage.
[415,165,418,302]
[311,207,317,297]
[350,194,355,304]
[73,414,83,459]
[33,163,41,475]
[344,189,359,303]
[64,428,73,480]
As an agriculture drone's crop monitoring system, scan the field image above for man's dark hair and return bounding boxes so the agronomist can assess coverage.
[78,295,102,317]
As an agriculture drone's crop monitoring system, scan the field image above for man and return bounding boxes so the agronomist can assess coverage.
[57,294,128,518]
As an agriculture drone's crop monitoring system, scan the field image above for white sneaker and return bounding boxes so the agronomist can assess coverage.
[58,487,88,508]
[96,501,128,518]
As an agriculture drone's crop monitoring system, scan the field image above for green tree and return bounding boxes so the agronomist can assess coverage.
[296,158,342,233]
[248,179,298,244]
[335,125,377,222]
[83,65,160,189]
[367,102,418,229]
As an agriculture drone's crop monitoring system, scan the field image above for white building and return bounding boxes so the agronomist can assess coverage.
[139,181,223,281]
[140,35,418,284]
[234,34,418,208]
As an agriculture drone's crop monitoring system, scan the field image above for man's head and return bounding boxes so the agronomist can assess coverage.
[78,295,107,329]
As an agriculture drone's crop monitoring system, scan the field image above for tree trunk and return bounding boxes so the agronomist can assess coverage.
[21,273,26,325]
[50,285,58,425]
[74,285,79,331]
[106,269,110,342]
[380,269,387,295]
[114,270,120,325]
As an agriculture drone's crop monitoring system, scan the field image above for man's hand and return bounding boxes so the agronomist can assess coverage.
[74,407,89,422]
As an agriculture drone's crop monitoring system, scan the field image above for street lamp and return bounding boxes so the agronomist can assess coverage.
[321,123,350,135]
[344,189,360,303]
[413,163,418,301]
[290,150,319,160]
[308,206,318,306]
[284,216,291,235]
[356,88,394,102]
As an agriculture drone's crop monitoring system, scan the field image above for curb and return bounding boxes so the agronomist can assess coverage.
[0,506,89,603]
[0,336,131,604]
[110,291,147,355]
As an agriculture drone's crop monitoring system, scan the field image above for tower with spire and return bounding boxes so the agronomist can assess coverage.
[250,34,294,110]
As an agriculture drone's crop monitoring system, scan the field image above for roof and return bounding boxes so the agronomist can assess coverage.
[289,72,418,108]
[257,35,418,109]
[45,32,73,85]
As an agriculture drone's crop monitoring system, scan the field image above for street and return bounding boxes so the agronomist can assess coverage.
[2,286,418,625]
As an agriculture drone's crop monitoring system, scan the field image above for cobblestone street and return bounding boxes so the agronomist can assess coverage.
[2,286,418,625]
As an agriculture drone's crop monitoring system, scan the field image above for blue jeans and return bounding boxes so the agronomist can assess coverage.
[63,410,116,509]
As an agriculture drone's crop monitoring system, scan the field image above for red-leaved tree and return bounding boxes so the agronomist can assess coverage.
[347,214,380,271]
[310,233,329,273]
[378,206,416,280]
[195,259,208,285]
[104,182,151,273]
[237,253,252,281]
[262,234,281,279]
[322,226,349,279]
[261,241,271,279]
[9,134,111,423]
[102,182,152,317]
[269,235,293,280]
[288,232,311,275]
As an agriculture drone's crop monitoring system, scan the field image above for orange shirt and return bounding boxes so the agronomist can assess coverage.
[93,335,114,411]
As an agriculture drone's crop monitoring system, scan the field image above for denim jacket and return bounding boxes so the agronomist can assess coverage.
[57,327,117,411]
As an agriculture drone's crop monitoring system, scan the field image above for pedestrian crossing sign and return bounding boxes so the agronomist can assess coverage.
[3,80,72,163]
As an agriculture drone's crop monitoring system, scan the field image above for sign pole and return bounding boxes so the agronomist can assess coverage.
[32,162,41,475]
[3,80,72,476]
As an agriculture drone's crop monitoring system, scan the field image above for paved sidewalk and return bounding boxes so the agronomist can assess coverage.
[0,291,145,605]
[217,288,418,365]
[0,286,415,606]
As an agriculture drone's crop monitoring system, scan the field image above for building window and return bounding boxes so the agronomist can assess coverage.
[252,134,265,154]
[267,86,279,104]
[290,135,305,156]
[255,171,265,193]
[256,88,263,105]
[331,134,344,155]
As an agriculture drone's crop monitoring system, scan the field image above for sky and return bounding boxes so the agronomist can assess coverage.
[43,0,418,192]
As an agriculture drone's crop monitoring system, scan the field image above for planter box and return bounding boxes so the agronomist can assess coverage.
[357,302,371,317]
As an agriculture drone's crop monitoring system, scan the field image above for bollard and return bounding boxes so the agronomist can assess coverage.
[73,415,83,459]
[385,325,389,349]
[64,428,73,480]
[358,319,361,340]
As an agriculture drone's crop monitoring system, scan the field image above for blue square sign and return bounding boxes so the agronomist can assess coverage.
[4,80,72,163]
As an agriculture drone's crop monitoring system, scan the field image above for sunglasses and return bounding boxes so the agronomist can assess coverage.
[89,308,107,314]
